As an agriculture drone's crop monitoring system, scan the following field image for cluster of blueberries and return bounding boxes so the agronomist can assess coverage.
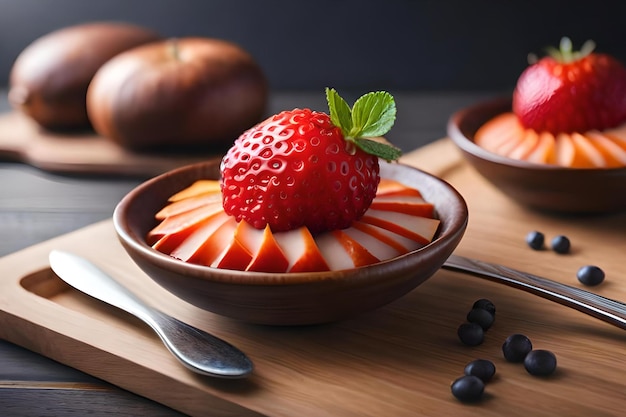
[452,299,557,403]
[526,231,605,286]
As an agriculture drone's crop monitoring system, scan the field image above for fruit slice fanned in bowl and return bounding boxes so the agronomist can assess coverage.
[147,177,442,273]
[114,89,468,325]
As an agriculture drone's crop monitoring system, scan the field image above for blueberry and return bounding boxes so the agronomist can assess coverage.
[472,298,496,317]
[526,231,545,250]
[464,359,496,383]
[457,323,484,346]
[451,375,485,402]
[502,334,533,362]
[466,308,495,330]
[577,265,605,286]
[551,235,571,254]
[524,349,557,376]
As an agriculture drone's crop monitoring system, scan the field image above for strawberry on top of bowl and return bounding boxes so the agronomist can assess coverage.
[115,88,467,324]
[147,89,443,273]
[474,37,626,168]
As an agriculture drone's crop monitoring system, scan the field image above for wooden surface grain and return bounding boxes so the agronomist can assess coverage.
[1,138,625,416]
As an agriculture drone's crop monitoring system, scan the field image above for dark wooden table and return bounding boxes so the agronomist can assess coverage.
[0,89,494,416]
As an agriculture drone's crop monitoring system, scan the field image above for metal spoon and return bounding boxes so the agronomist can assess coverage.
[443,254,626,330]
[48,250,253,379]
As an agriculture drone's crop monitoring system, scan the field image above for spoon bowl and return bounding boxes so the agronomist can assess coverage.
[48,250,253,378]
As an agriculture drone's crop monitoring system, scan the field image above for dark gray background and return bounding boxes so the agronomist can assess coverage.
[1,0,625,93]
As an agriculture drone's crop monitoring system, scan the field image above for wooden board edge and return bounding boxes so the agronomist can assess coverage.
[0,220,265,417]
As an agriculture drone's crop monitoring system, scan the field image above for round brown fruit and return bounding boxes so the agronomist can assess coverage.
[8,22,161,131]
[86,37,268,151]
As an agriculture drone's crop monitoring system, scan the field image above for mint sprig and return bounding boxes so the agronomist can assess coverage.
[326,88,401,162]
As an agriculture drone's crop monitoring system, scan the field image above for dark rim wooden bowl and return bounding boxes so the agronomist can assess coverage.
[113,160,468,325]
[447,97,626,214]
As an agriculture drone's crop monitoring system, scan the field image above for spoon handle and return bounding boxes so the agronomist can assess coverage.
[443,254,626,330]
[48,250,253,378]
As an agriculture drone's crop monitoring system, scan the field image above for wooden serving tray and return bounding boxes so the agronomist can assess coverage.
[1,139,625,417]
[0,111,217,177]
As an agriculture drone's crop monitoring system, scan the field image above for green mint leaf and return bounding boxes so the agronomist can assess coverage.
[350,91,396,138]
[325,88,400,161]
[354,138,403,162]
[325,87,353,135]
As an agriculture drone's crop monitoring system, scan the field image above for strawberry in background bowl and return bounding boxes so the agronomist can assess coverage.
[114,89,468,325]
[448,38,626,213]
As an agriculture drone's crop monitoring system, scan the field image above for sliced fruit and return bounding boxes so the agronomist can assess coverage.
[474,113,526,154]
[360,209,440,245]
[603,126,626,151]
[555,132,602,168]
[314,233,356,271]
[244,224,290,273]
[329,230,380,268]
[376,178,423,197]
[340,226,402,261]
[525,131,557,164]
[475,111,626,168]
[586,131,626,166]
[147,201,224,243]
[273,227,330,273]
[167,211,230,262]
[168,180,222,202]
[507,128,539,160]
[571,132,607,167]
[152,224,200,254]
[350,221,415,252]
[232,220,265,258]
[554,133,578,167]
[185,216,239,266]
[369,195,433,217]
[211,236,253,271]
[150,163,441,271]
[156,192,222,220]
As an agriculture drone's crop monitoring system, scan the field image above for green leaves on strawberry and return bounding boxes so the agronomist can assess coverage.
[513,37,626,135]
[220,89,400,234]
[326,88,401,162]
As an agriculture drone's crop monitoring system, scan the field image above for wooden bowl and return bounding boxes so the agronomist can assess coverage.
[447,97,626,214]
[113,161,468,325]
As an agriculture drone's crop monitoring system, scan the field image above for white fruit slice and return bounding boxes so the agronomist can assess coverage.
[314,233,356,271]
[156,192,222,219]
[245,225,290,273]
[571,132,606,167]
[233,220,265,257]
[148,201,224,242]
[341,226,402,260]
[376,178,423,197]
[168,211,231,262]
[350,221,424,252]
[360,209,440,245]
[273,227,330,272]
[168,180,222,201]
[369,195,433,217]
[211,235,253,270]
[585,131,626,167]
[525,131,556,164]
[475,113,525,154]
[507,128,539,160]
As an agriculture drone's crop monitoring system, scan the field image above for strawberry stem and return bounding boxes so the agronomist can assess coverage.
[326,88,401,162]
[545,37,596,64]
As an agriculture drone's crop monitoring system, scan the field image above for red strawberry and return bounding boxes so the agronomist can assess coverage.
[513,37,626,135]
[220,88,400,234]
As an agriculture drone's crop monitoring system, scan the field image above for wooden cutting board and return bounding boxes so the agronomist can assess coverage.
[0,138,624,417]
[0,111,218,177]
